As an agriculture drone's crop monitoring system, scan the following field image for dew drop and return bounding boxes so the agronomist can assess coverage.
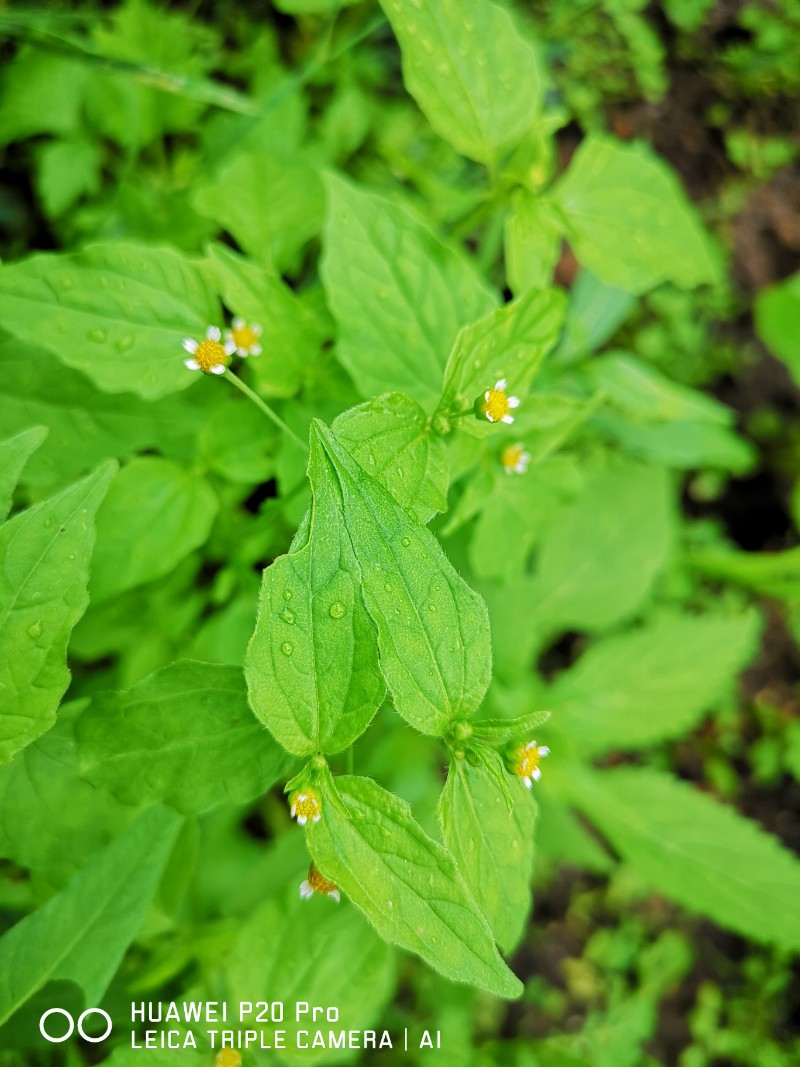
[43,518,52,528]
[280,608,296,624]
[329,601,346,619]
[283,589,293,601]
[88,328,107,343]
[59,276,74,290]
[116,335,134,352]
[280,641,294,656]
[384,582,392,592]
[401,537,411,547]
[27,621,43,639]
[428,603,437,613]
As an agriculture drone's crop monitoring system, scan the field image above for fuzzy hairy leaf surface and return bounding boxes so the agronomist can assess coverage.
[307,769,523,999]
[245,429,386,756]
[315,421,491,736]
[438,756,537,952]
[0,461,116,763]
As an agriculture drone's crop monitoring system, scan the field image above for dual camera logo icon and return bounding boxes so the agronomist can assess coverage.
[39,1008,113,1043]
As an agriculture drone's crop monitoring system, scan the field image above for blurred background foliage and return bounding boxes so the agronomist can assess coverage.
[0,0,798,1065]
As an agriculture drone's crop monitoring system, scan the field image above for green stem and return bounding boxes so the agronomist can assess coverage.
[225,372,307,454]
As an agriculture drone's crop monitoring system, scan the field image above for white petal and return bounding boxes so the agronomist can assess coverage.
[210,364,227,375]
[527,740,537,749]
[182,338,198,354]
[484,390,491,401]
[206,325,221,342]
[523,777,532,789]
[495,378,507,391]
[183,358,201,371]
[299,880,313,899]
[297,814,307,826]
[250,344,262,356]
[532,767,542,782]
[290,803,297,817]
[232,316,245,330]
[486,411,497,423]
[502,414,515,424]
[297,793,307,802]
[252,324,262,337]
[539,746,550,757]
[508,396,521,408]
[312,812,321,822]
[224,341,237,356]
[236,347,249,357]
[329,889,341,903]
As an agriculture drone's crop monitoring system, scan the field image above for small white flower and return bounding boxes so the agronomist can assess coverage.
[226,317,263,358]
[300,864,341,902]
[289,789,322,826]
[501,443,531,475]
[508,740,550,788]
[480,378,521,424]
[182,325,236,375]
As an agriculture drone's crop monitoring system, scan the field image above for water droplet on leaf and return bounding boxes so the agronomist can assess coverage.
[27,621,43,638]
[329,601,346,619]
[280,608,296,624]
[280,641,293,656]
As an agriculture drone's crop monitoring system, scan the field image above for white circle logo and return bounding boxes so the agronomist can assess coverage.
[39,1008,112,1044]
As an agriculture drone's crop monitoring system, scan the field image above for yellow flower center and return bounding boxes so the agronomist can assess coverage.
[194,338,229,372]
[307,863,338,896]
[502,444,524,471]
[483,388,510,422]
[232,324,259,350]
[292,789,322,820]
[511,745,542,779]
[216,1052,242,1067]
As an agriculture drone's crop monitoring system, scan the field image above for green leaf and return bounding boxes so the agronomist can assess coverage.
[755,271,800,388]
[90,457,218,603]
[505,191,563,294]
[194,149,323,273]
[333,392,449,524]
[316,421,492,736]
[225,895,396,1064]
[204,242,323,399]
[378,0,543,165]
[437,287,567,428]
[571,766,800,950]
[0,242,219,399]
[592,412,755,473]
[0,461,116,764]
[0,700,132,878]
[0,49,86,145]
[0,426,47,522]
[75,662,291,815]
[552,135,719,294]
[472,709,551,745]
[438,756,537,952]
[35,137,103,218]
[553,269,635,365]
[547,610,761,754]
[245,431,386,757]
[690,547,800,603]
[529,463,674,633]
[307,769,522,999]
[0,806,181,1027]
[321,172,497,410]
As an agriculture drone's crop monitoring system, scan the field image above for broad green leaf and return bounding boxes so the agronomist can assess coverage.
[571,766,800,950]
[0,426,47,521]
[529,463,674,633]
[333,392,449,524]
[204,242,324,399]
[437,288,567,429]
[438,757,537,952]
[307,769,523,999]
[0,806,181,1027]
[90,457,218,603]
[35,137,102,218]
[246,431,386,756]
[0,461,116,764]
[547,610,761,754]
[553,269,635,365]
[225,894,396,1064]
[275,0,362,10]
[592,412,755,473]
[0,701,132,878]
[472,709,550,745]
[75,662,291,814]
[316,421,491,735]
[0,48,86,145]
[755,271,800,388]
[0,242,219,399]
[378,0,543,165]
[322,173,497,410]
[505,191,563,294]
[194,149,323,272]
[535,791,613,874]
[552,136,719,294]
